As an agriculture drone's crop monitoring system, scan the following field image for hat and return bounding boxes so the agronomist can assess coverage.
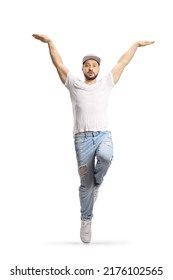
[82,54,101,65]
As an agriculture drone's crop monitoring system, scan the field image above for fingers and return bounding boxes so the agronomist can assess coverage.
[32,34,44,40]
[145,41,155,45]
[32,34,49,42]
[138,41,155,47]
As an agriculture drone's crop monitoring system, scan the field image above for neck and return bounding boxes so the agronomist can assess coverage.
[84,78,97,85]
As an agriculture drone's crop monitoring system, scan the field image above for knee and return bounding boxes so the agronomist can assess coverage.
[100,152,113,165]
[97,141,113,164]
[78,164,94,189]
[79,165,88,176]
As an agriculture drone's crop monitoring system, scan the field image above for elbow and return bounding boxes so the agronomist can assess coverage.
[118,59,128,67]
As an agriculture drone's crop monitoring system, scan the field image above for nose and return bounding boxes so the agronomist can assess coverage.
[88,65,93,71]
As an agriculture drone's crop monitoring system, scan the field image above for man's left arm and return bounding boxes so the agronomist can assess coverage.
[111,41,155,84]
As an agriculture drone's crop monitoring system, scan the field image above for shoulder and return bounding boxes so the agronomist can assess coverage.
[99,72,115,87]
[65,72,79,88]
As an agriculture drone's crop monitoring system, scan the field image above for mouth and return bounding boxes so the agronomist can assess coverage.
[87,71,94,76]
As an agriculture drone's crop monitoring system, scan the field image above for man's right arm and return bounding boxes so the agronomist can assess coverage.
[32,34,69,84]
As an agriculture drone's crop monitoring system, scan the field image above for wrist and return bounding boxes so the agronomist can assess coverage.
[135,42,140,47]
[47,39,52,44]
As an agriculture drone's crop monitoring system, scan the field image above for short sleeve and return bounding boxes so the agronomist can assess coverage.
[65,72,76,90]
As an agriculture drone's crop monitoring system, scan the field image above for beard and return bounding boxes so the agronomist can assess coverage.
[84,73,98,81]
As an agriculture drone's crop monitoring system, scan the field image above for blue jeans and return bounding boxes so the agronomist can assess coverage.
[74,131,113,220]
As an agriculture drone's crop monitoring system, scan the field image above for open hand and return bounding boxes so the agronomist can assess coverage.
[138,41,155,47]
[32,34,51,43]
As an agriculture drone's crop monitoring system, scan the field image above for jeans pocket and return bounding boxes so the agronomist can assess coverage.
[74,135,86,150]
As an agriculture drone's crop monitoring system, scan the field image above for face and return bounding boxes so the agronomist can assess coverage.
[82,60,100,81]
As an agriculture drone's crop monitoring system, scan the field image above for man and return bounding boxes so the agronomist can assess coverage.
[32,34,154,243]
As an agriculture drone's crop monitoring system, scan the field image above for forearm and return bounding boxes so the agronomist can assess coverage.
[32,34,69,83]
[47,40,64,68]
[118,42,139,67]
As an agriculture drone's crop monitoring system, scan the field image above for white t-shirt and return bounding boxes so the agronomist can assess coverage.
[65,72,115,135]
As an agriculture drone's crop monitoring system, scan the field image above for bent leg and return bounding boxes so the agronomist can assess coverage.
[94,136,113,186]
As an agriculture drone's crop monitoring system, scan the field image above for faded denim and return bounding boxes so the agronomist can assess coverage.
[74,131,113,220]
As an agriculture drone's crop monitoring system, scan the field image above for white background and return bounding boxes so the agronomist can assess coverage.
[0,0,173,279]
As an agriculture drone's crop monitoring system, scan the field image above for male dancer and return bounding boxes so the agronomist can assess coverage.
[32,34,154,243]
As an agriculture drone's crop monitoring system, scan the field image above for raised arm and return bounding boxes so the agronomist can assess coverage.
[32,34,69,84]
[111,41,155,84]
